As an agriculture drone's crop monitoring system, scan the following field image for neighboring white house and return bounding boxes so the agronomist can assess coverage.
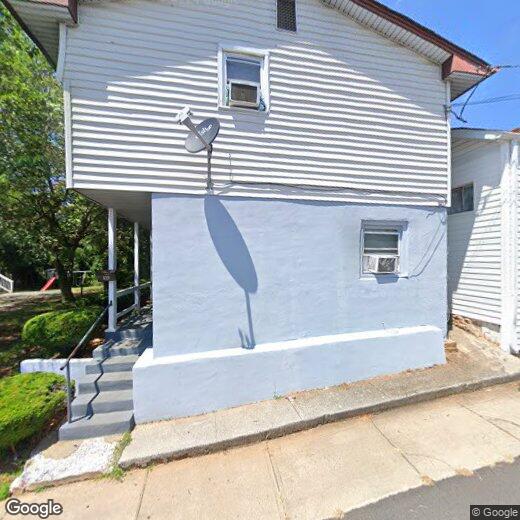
[449,128,520,354]
[5,0,496,424]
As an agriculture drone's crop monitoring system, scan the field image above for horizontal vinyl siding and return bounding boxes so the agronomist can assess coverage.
[64,0,448,205]
[448,139,504,325]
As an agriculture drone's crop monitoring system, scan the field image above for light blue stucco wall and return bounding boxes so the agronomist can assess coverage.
[152,194,447,358]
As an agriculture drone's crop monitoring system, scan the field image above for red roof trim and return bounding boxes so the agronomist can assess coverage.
[22,0,77,22]
[349,0,492,71]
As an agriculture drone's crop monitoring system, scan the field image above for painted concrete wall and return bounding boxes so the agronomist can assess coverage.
[134,325,444,423]
[20,358,91,390]
[152,193,447,358]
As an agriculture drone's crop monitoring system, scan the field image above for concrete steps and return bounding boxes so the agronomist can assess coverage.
[77,371,133,394]
[85,355,138,375]
[71,389,134,418]
[58,308,152,441]
[59,410,135,440]
[93,339,145,360]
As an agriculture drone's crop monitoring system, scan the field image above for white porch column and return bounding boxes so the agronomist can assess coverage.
[149,229,153,303]
[134,222,140,310]
[107,208,118,332]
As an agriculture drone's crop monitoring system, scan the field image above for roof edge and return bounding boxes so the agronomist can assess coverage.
[2,0,55,65]
[348,0,491,70]
[452,128,520,142]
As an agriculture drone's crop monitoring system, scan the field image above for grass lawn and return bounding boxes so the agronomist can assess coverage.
[0,286,104,377]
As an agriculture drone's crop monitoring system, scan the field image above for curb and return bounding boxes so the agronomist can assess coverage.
[119,371,520,469]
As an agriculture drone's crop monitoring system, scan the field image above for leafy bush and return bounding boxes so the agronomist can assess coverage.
[0,373,66,451]
[22,307,100,356]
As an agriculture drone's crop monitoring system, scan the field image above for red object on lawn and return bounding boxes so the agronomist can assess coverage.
[40,276,57,291]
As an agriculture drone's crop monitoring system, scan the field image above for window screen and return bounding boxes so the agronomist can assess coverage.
[448,184,474,215]
[277,0,297,31]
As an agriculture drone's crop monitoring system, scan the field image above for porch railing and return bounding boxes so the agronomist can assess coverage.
[0,273,14,293]
[116,281,151,320]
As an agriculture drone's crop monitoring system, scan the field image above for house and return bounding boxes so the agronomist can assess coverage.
[449,128,519,353]
[4,0,496,433]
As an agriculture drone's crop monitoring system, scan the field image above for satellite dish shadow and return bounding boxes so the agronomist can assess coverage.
[204,196,258,349]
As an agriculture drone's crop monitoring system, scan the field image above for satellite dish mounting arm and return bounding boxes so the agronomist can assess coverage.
[175,106,213,190]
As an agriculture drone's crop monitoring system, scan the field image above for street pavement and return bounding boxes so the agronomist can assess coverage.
[346,457,520,520]
[2,382,520,520]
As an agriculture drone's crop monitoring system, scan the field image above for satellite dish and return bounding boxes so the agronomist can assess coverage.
[185,118,220,153]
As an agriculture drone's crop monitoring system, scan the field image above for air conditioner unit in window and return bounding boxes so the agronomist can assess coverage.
[228,81,260,108]
[365,254,399,274]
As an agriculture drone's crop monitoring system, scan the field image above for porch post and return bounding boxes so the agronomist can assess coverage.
[107,208,117,332]
[134,222,140,310]
[149,229,153,304]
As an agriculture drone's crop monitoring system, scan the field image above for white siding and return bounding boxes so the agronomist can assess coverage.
[448,139,504,324]
[63,0,448,205]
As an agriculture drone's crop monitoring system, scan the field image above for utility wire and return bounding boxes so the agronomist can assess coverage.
[452,94,520,107]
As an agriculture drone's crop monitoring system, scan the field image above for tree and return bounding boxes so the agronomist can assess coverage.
[0,5,105,301]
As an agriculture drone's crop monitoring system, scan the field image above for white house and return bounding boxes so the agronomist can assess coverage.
[449,128,519,354]
[5,0,495,433]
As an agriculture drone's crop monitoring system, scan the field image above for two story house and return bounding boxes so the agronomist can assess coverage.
[5,0,495,432]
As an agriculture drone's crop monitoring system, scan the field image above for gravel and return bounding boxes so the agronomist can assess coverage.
[10,437,118,493]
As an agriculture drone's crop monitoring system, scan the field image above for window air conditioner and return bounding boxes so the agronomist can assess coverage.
[365,255,399,274]
[228,81,260,108]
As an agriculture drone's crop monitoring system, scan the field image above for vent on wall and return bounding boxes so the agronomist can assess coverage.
[277,0,297,32]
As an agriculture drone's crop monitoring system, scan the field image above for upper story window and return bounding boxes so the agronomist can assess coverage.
[448,183,474,215]
[219,46,269,112]
[277,0,297,31]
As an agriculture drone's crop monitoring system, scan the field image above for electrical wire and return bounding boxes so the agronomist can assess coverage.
[451,94,520,107]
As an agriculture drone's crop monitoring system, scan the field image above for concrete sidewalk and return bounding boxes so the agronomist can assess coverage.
[120,327,520,467]
[4,381,520,520]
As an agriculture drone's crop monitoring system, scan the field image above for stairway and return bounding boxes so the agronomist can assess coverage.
[58,311,152,440]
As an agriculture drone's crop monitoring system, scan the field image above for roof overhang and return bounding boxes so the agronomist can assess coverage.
[321,0,496,99]
[452,128,520,142]
[2,0,77,66]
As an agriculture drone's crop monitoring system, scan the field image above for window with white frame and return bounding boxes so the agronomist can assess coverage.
[220,49,268,111]
[362,226,401,275]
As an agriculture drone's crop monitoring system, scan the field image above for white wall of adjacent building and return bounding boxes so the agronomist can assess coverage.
[61,0,449,206]
[448,138,504,325]
[449,133,520,353]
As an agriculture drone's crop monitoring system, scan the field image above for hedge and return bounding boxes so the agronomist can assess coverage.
[0,373,66,451]
[22,307,100,356]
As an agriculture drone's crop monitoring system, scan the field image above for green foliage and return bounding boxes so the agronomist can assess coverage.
[0,6,104,300]
[0,481,9,500]
[0,373,66,451]
[22,307,101,356]
[0,6,150,298]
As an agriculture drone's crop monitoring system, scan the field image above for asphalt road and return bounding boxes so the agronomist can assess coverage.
[344,457,520,520]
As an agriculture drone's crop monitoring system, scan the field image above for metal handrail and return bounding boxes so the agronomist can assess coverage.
[116,281,151,320]
[60,303,111,423]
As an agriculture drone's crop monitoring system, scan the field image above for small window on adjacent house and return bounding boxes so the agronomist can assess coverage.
[362,227,400,275]
[277,0,297,31]
[448,183,474,215]
[223,54,266,111]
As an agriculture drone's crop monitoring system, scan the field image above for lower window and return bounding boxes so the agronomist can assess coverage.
[361,225,401,275]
